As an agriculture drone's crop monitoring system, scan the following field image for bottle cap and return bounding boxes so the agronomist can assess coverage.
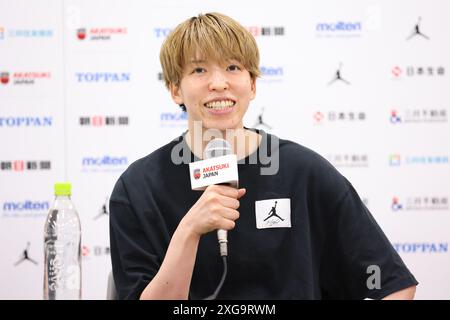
[54,183,71,196]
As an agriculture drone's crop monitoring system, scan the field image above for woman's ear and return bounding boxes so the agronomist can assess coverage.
[170,83,183,105]
[250,77,256,100]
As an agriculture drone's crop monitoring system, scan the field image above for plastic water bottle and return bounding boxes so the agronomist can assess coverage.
[44,183,82,300]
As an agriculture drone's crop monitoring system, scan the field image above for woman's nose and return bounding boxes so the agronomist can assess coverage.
[208,70,229,91]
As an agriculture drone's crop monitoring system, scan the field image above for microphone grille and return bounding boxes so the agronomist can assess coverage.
[204,138,232,159]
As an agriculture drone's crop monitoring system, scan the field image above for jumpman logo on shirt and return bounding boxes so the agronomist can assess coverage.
[328,62,350,85]
[406,17,429,40]
[14,242,38,266]
[263,201,284,221]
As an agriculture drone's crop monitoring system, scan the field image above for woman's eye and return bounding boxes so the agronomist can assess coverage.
[193,67,205,74]
[227,65,241,71]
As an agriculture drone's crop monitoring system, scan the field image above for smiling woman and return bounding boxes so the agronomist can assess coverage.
[159,13,260,139]
[109,12,418,301]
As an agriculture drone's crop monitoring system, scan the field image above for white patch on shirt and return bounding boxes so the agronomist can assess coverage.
[255,198,291,229]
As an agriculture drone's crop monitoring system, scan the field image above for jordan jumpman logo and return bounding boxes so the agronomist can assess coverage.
[406,17,429,40]
[254,107,272,129]
[328,62,350,85]
[14,242,38,266]
[263,201,284,221]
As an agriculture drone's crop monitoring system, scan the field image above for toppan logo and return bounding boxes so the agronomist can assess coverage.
[76,27,127,41]
[154,28,172,38]
[0,116,53,127]
[393,242,448,253]
[199,163,229,178]
[75,72,131,83]
[193,169,201,180]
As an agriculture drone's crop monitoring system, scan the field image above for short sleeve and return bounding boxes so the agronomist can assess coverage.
[109,178,164,300]
[320,183,418,299]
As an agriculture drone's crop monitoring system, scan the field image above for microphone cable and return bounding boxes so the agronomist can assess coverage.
[201,138,235,300]
[203,256,227,300]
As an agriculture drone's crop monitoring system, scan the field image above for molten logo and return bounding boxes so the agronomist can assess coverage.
[82,156,127,167]
[3,201,50,212]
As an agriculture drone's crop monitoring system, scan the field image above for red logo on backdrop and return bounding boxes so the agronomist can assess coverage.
[82,245,90,257]
[193,169,201,180]
[392,66,402,78]
[13,160,24,171]
[313,111,324,123]
[77,28,86,40]
[1,72,9,84]
[391,196,403,211]
[92,116,103,126]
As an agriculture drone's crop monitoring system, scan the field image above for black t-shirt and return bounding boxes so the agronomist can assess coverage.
[109,129,418,299]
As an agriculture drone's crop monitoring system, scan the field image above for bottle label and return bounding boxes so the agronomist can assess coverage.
[48,250,62,291]
[66,265,81,290]
[45,242,81,292]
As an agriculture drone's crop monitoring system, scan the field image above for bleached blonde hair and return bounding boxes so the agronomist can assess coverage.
[160,12,260,90]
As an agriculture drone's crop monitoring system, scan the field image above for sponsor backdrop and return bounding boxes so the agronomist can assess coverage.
[1,0,449,299]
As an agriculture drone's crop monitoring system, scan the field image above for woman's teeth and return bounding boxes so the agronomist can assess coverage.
[205,100,235,109]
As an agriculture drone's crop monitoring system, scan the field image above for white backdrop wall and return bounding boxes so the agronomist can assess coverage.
[1,0,449,299]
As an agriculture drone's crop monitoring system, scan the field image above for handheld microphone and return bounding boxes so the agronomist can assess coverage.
[204,138,237,257]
